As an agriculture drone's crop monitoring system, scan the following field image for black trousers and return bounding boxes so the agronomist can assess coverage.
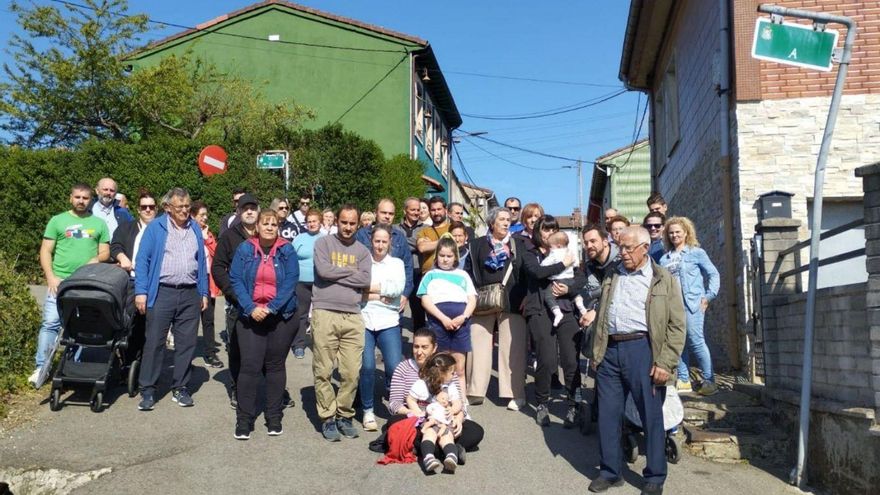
[291,282,312,350]
[235,314,297,423]
[200,296,217,354]
[225,304,241,386]
[139,285,201,394]
[386,414,484,453]
[528,311,583,404]
[409,272,426,330]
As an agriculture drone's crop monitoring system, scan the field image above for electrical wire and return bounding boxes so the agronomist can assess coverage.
[429,68,623,88]
[460,89,627,121]
[333,53,408,123]
[614,96,650,171]
[458,131,601,163]
[460,137,570,171]
[48,0,410,53]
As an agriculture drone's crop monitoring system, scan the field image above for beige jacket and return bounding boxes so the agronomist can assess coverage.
[590,260,686,385]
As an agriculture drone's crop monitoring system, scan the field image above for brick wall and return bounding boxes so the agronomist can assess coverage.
[735,0,880,101]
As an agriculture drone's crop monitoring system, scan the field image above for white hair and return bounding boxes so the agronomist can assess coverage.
[622,226,650,245]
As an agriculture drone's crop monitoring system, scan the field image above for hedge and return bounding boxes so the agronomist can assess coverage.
[0,124,424,281]
[0,254,41,417]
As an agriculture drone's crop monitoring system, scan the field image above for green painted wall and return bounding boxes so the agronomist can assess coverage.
[127,5,418,157]
[607,142,651,222]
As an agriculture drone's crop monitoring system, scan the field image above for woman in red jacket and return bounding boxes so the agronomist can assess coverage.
[191,201,223,368]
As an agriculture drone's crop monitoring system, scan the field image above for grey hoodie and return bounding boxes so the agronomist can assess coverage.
[312,234,372,313]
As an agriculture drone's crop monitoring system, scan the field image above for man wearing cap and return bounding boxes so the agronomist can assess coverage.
[212,193,260,408]
[89,177,133,238]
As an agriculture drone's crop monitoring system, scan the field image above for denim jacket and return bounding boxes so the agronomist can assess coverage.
[659,246,720,314]
[229,238,299,319]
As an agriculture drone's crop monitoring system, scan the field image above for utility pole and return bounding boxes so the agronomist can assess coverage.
[577,159,583,228]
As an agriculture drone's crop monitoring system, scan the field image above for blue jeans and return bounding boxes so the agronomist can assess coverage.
[677,309,714,383]
[35,292,61,369]
[359,325,403,411]
[597,337,667,484]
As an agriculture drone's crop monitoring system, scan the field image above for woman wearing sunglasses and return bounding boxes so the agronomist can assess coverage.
[270,198,298,242]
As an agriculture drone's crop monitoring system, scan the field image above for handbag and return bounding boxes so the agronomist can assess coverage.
[474,243,516,316]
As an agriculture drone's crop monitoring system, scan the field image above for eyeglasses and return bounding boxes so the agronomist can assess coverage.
[139,204,156,211]
[619,242,646,253]
[644,223,663,230]
[169,204,191,212]
[300,201,310,206]
[277,206,290,211]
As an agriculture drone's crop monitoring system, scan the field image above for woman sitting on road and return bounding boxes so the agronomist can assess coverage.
[229,209,300,440]
[386,328,484,460]
[660,216,720,396]
[359,224,406,432]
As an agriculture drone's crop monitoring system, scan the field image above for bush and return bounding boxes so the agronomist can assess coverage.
[0,124,422,280]
[380,154,427,221]
[0,254,41,414]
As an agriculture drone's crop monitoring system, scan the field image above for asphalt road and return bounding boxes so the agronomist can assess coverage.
[1,290,805,495]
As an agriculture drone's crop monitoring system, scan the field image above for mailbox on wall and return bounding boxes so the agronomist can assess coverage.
[757,190,794,221]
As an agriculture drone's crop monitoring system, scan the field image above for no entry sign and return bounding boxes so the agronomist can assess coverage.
[198,145,228,176]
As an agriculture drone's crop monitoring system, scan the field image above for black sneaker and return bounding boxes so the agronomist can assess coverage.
[282,388,295,408]
[641,482,664,495]
[138,392,155,411]
[229,387,238,410]
[588,477,624,493]
[267,418,283,436]
[172,387,194,407]
[564,404,578,429]
[456,443,466,465]
[322,419,341,442]
[535,403,550,427]
[204,352,224,368]
[234,419,251,440]
[336,417,359,438]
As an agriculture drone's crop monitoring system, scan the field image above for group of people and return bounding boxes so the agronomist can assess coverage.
[30,179,722,493]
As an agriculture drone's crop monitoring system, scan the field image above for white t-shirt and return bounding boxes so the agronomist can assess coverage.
[416,268,476,304]
[543,247,574,280]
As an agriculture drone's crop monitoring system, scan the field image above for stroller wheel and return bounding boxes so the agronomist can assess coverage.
[578,402,593,435]
[127,359,140,398]
[666,434,681,464]
[624,433,639,463]
[90,392,104,413]
[49,388,62,412]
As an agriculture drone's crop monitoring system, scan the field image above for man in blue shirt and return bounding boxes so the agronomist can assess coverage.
[355,198,413,309]
[643,212,667,263]
[505,197,524,234]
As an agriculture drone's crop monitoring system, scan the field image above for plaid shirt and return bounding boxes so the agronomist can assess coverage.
[607,260,652,335]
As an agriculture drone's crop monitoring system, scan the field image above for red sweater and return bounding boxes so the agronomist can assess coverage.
[248,237,287,307]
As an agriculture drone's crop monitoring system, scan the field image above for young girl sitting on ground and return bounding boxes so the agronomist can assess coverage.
[406,352,463,473]
[417,235,476,399]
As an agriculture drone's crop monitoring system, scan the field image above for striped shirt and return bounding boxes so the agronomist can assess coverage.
[159,216,199,285]
[387,358,462,415]
[607,260,652,335]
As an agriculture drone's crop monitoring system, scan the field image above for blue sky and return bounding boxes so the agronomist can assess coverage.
[0,0,644,216]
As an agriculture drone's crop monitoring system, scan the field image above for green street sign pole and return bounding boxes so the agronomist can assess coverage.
[755,5,856,490]
[257,151,290,194]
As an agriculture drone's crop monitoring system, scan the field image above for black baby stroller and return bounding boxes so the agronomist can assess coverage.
[48,263,137,412]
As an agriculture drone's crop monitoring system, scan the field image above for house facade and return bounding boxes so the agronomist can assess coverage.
[126,0,462,200]
[619,0,879,372]
[587,139,652,224]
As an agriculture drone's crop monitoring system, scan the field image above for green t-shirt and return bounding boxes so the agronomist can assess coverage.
[43,211,110,279]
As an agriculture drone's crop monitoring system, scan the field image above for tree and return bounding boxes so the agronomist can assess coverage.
[0,0,148,146]
[380,154,426,221]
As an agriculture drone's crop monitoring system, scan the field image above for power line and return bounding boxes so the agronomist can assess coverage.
[427,67,622,88]
[333,53,408,123]
[460,89,627,121]
[614,97,650,172]
[460,138,570,171]
[48,0,409,54]
[458,131,601,164]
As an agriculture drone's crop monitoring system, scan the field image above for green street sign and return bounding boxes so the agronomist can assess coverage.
[257,152,286,169]
[751,18,839,72]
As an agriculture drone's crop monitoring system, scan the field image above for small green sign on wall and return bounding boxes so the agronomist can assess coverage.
[751,18,839,72]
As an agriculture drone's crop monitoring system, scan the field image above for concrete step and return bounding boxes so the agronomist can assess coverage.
[681,387,790,466]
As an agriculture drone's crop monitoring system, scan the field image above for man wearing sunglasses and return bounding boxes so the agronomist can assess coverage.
[219,187,247,237]
[287,192,311,233]
[505,197,525,234]
[643,212,666,263]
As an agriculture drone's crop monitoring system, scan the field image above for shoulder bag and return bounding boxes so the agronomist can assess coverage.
[473,239,517,316]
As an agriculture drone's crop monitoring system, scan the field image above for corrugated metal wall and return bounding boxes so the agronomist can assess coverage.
[607,141,652,223]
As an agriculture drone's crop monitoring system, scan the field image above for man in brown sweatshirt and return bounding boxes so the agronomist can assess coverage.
[311,204,372,442]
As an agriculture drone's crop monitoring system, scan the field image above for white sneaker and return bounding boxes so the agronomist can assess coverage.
[507,398,525,411]
[28,368,40,388]
[362,410,378,431]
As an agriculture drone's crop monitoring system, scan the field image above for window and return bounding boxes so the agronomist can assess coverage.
[414,80,424,143]
[425,101,434,156]
[433,115,443,168]
[654,54,680,172]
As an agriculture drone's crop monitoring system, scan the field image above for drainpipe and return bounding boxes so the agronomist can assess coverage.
[409,53,417,161]
[718,0,742,369]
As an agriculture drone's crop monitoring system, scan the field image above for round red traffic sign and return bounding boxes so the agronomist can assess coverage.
[198,145,228,176]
